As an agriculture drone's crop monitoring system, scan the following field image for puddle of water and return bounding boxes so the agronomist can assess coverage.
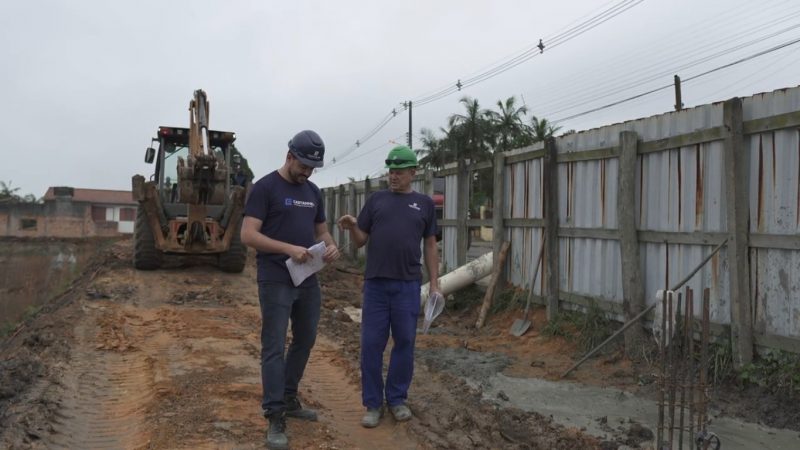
[0,239,102,326]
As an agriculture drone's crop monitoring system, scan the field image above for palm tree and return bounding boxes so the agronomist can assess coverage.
[0,180,20,203]
[529,115,562,143]
[415,128,450,170]
[448,96,492,162]
[486,96,528,152]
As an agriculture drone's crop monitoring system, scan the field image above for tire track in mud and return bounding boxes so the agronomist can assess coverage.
[46,318,154,450]
[304,336,418,450]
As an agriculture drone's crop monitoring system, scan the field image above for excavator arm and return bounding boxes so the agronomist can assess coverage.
[132,89,247,271]
[174,90,231,248]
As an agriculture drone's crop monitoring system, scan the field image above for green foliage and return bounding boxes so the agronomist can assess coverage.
[1,321,15,338]
[22,305,40,321]
[0,306,40,339]
[447,285,485,312]
[414,95,560,171]
[739,350,800,395]
[0,180,39,204]
[528,115,562,143]
[541,311,578,339]
[540,303,615,352]
[709,340,735,385]
[573,302,614,352]
[489,287,523,314]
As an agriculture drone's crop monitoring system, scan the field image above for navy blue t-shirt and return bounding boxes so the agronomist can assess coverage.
[244,171,325,286]
[357,190,437,281]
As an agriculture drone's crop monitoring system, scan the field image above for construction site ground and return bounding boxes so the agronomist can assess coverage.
[1,238,799,449]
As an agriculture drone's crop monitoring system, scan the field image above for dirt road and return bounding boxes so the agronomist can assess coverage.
[1,240,599,449]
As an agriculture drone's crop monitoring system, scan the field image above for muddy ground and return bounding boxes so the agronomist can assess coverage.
[1,238,799,449]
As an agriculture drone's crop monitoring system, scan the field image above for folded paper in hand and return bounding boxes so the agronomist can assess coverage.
[286,241,327,286]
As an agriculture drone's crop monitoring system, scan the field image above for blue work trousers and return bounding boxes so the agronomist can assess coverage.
[360,278,421,409]
[258,281,321,416]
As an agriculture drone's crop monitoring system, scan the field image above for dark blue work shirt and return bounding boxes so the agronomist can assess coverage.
[244,171,325,286]
[357,190,437,281]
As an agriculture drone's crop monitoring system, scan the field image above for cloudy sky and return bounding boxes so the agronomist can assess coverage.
[1,0,799,197]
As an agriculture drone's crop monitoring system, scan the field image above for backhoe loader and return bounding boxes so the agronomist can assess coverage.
[131,89,250,272]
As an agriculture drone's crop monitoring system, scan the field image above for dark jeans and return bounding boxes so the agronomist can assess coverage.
[258,281,321,416]
[360,278,420,409]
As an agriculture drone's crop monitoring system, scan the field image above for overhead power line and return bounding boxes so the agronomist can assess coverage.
[413,0,646,107]
[531,5,800,114]
[327,0,644,165]
[552,35,800,124]
[542,22,800,118]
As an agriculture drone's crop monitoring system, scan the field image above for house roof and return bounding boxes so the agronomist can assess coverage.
[43,187,137,205]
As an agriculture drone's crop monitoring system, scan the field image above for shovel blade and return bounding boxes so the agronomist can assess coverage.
[510,318,531,336]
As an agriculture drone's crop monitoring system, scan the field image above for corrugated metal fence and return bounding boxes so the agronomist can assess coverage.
[322,86,800,360]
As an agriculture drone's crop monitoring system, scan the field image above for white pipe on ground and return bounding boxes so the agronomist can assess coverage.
[420,251,494,306]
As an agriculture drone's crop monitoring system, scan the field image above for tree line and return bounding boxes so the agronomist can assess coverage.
[415,95,568,170]
[0,181,38,204]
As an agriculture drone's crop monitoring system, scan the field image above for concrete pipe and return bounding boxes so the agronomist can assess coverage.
[420,251,493,306]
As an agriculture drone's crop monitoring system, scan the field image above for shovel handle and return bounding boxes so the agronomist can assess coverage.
[523,235,546,318]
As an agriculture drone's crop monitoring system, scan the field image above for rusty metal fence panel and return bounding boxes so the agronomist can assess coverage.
[559,157,623,306]
[506,155,545,296]
[744,88,800,340]
[443,173,458,272]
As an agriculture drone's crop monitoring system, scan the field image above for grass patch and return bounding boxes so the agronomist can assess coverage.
[708,340,734,385]
[447,285,485,312]
[573,302,614,352]
[0,306,41,339]
[541,311,579,339]
[1,321,15,338]
[739,350,800,395]
[490,287,525,314]
[22,305,40,321]
[540,302,616,353]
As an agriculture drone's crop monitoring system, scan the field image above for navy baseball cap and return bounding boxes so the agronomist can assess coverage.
[288,130,325,168]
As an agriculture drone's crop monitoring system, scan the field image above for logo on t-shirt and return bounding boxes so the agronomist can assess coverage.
[408,202,420,211]
[285,198,315,208]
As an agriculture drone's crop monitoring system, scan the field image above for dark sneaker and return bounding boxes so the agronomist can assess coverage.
[389,403,412,422]
[361,407,383,428]
[285,396,318,421]
[266,413,288,450]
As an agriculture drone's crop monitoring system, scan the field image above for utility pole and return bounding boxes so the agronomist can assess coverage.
[407,100,413,149]
[674,75,683,111]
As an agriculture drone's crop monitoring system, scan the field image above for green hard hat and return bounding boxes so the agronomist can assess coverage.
[384,145,418,169]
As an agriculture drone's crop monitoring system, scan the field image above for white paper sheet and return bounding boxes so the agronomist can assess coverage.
[285,241,328,286]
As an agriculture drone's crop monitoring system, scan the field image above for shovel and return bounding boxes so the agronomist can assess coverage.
[510,236,545,336]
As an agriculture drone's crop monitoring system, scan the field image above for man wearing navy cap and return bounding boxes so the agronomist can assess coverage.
[241,130,339,450]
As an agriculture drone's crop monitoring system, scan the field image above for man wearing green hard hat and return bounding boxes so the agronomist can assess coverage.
[338,145,441,428]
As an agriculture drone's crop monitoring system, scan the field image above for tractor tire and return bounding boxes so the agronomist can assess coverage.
[133,205,162,270]
[218,227,246,273]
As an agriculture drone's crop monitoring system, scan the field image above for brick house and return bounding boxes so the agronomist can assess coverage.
[0,187,137,238]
